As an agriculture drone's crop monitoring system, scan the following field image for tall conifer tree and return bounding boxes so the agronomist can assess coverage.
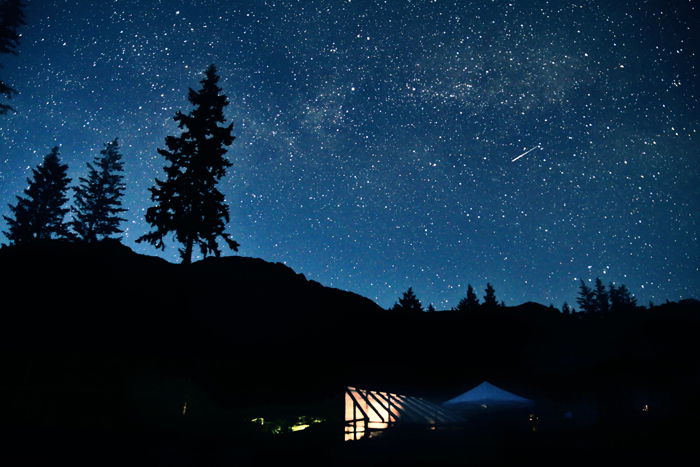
[483,283,497,309]
[609,283,637,312]
[391,287,423,312]
[562,302,572,315]
[3,146,71,242]
[137,64,239,264]
[576,280,596,314]
[456,284,479,311]
[594,277,610,314]
[71,138,127,242]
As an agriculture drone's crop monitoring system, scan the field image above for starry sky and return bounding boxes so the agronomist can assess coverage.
[0,0,698,310]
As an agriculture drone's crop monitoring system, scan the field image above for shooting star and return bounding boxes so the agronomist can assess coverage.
[511,145,541,162]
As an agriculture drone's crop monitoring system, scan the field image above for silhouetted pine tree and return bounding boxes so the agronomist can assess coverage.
[483,283,497,309]
[137,64,239,264]
[608,283,618,311]
[562,302,571,315]
[610,283,637,312]
[619,285,637,309]
[594,277,610,314]
[391,287,423,312]
[467,284,479,309]
[0,0,25,115]
[427,304,436,313]
[3,146,71,242]
[576,280,596,314]
[71,139,127,242]
[455,284,479,312]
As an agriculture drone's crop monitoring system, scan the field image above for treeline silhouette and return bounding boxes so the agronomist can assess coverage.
[0,238,698,465]
[2,64,239,265]
[392,278,640,318]
[3,141,126,243]
[0,240,697,415]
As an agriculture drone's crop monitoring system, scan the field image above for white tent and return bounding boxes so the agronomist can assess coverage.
[443,381,533,408]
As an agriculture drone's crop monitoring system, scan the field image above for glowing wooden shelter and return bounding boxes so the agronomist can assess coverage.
[344,386,462,441]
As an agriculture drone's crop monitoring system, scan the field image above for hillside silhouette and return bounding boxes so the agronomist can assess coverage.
[1,240,699,465]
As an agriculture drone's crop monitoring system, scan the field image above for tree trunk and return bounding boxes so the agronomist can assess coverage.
[183,236,193,265]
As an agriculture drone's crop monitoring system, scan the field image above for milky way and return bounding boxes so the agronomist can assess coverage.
[0,0,698,309]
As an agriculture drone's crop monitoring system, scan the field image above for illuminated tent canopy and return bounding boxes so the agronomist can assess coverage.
[345,386,462,441]
[443,381,533,408]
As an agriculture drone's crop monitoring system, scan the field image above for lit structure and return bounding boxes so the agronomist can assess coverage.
[344,386,462,441]
[442,381,537,431]
[443,381,533,407]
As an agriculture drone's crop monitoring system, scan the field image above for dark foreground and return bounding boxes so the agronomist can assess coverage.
[1,241,699,465]
[2,417,698,467]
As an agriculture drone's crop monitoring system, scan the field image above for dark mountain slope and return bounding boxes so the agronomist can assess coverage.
[0,239,382,349]
[0,240,386,432]
[1,240,699,441]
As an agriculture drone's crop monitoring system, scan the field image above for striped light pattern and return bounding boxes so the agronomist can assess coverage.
[344,386,461,441]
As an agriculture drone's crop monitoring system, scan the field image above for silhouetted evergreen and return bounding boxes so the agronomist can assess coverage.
[391,287,423,312]
[576,280,596,314]
[3,146,71,243]
[608,283,619,311]
[427,304,436,313]
[561,302,572,316]
[483,283,497,309]
[594,277,609,314]
[610,283,637,312]
[71,138,127,242]
[0,0,25,115]
[467,284,479,308]
[456,284,479,312]
[137,64,239,264]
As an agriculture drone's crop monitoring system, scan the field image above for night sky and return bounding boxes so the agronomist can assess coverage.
[0,0,698,310]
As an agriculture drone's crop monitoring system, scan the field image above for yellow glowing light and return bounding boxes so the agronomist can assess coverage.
[291,424,310,432]
[345,387,403,441]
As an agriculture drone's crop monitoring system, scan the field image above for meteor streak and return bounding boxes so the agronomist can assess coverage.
[511,145,541,162]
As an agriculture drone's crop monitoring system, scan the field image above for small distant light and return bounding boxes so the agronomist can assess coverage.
[642,404,650,412]
[181,402,187,415]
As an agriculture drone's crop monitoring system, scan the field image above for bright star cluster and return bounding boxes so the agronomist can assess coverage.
[0,0,697,309]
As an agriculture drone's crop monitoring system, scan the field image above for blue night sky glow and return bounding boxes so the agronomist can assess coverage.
[0,0,698,309]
